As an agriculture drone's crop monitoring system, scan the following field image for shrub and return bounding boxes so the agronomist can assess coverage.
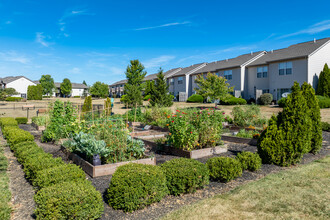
[34,180,104,220]
[106,163,168,212]
[143,105,171,127]
[15,117,28,124]
[316,95,330,108]
[31,116,49,126]
[27,84,43,100]
[120,94,128,103]
[206,157,242,182]
[5,97,23,102]
[161,158,209,196]
[23,154,64,181]
[12,141,44,163]
[33,164,86,189]
[187,94,203,103]
[259,93,273,105]
[0,117,18,129]
[231,105,266,127]
[5,128,34,146]
[221,96,247,105]
[278,97,287,107]
[321,122,330,131]
[236,152,262,171]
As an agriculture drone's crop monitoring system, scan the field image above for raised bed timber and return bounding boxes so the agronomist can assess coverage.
[31,122,46,131]
[60,146,156,177]
[161,145,227,159]
[221,135,258,146]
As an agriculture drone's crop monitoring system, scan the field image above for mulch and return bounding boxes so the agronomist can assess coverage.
[17,124,330,220]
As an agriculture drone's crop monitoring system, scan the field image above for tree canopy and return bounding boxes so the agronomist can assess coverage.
[124,60,147,107]
[60,78,72,97]
[90,81,109,98]
[0,88,19,100]
[316,63,330,97]
[40,74,55,95]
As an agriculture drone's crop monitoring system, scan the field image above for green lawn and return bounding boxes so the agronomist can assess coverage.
[0,144,11,220]
[163,156,330,220]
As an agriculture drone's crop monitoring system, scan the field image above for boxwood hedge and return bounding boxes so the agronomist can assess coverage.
[206,157,242,182]
[236,151,262,171]
[34,180,104,220]
[161,158,209,195]
[106,163,168,212]
[15,117,28,124]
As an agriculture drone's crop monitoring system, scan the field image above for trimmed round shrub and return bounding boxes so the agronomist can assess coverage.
[34,180,104,220]
[161,158,209,196]
[15,117,28,124]
[34,164,86,189]
[106,163,168,212]
[221,97,247,105]
[316,95,330,108]
[206,157,242,182]
[322,122,330,131]
[187,94,203,103]
[23,155,64,181]
[278,98,287,107]
[236,151,262,171]
[259,93,273,105]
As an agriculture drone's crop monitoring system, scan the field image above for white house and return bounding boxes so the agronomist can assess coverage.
[0,76,36,98]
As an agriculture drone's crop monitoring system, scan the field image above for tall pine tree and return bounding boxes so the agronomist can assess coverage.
[150,68,173,107]
[316,63,330,97]
[301,82,322,153]
[124,60,147,107]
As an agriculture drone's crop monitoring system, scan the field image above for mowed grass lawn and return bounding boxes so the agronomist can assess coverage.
[163,156,330,220]
[0,144,11,220]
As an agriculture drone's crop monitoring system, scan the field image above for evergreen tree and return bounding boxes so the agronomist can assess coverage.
[144,80,155,96]
[301,82,322,153]
[82,96,92,113]
[150,68,173,107]
[280,82,312,164]
[82,80,88,97]
[60,78,72,97]
[316,63,330,97]
[124,60,147,107]
[104,97,112,116]
[39,75,55,96]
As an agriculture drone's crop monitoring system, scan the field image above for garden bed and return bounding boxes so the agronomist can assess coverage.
[60,145,156,177]
[161,145,227,159]
[31,122,46,131]
[221,134,258,146]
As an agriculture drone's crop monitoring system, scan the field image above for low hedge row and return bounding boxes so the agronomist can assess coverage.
[0,117,18,129]
[220,97,247,105]
[5,97,23,102]
[187,94,204,103]
[15,117,28,124]
[0,118,104,219]
[322,122,330,132]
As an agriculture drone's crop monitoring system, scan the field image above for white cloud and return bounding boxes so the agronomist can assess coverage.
[0,51,30,64]
[143,55,176,68]
[35,32,51,47]
[279,20,330,39]
[134,21,191,31]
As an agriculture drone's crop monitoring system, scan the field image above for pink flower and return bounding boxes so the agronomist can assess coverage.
[222,112,225,115]
[180,116,182,118]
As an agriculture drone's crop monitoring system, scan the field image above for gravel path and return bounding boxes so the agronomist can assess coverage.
[19,124,330,220]
[1,136,35,220]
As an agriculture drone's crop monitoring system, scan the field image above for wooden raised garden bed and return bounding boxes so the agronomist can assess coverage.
[221,135,258,146]
[60,146,156,177]
[161,145,227,159]
[31,122,46,131]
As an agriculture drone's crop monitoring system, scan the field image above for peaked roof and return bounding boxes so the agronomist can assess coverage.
[54,82,88,89]
[248,38,330,66]
[171,63,206,77]
[193,51,265,74]
[0,76,36,84]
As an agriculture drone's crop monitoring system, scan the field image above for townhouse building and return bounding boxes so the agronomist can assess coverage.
[109,37,330,101]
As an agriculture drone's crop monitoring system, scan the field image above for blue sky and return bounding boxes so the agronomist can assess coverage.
[1,0,330,85]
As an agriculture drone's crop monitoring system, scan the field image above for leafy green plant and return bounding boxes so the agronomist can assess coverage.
[106,163,168,212]
[31,116,49,126]
[187,94,203,103]
[123,107,144,122]
[33,164,86,189]
[236,151,262,171]
[321,122,330,131]
[34,180,104,220]
[15,117,28,124]
[143,105,171,127]
[235,129,260,139]
[161,158,209,195]
[316,95,330,108]
[231,105,266,127]
[206,157,242,182]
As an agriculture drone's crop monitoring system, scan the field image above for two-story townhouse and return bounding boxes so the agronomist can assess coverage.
[189,52,266,98]
[246,38,330,100]
[109,79,127,97]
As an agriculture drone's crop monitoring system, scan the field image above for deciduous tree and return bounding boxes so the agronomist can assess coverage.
[60,78,72,97]
[39,75,55,96]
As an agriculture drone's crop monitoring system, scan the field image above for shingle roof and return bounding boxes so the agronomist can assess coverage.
[109,79,127,86]
[0,76,35,84]
[247,38,330,66]
[54,82,88,89]
[193,51,265,75]
[171,63,206,77]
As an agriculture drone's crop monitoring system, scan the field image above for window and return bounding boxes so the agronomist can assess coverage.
[178,77,183,84]
[279,62,292,75]
[262,89,269,94]
[170,78,174,85]
[257,66,268,78]
[21,94,26,98]
[224,70,232,80]
[277,88,291,99]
